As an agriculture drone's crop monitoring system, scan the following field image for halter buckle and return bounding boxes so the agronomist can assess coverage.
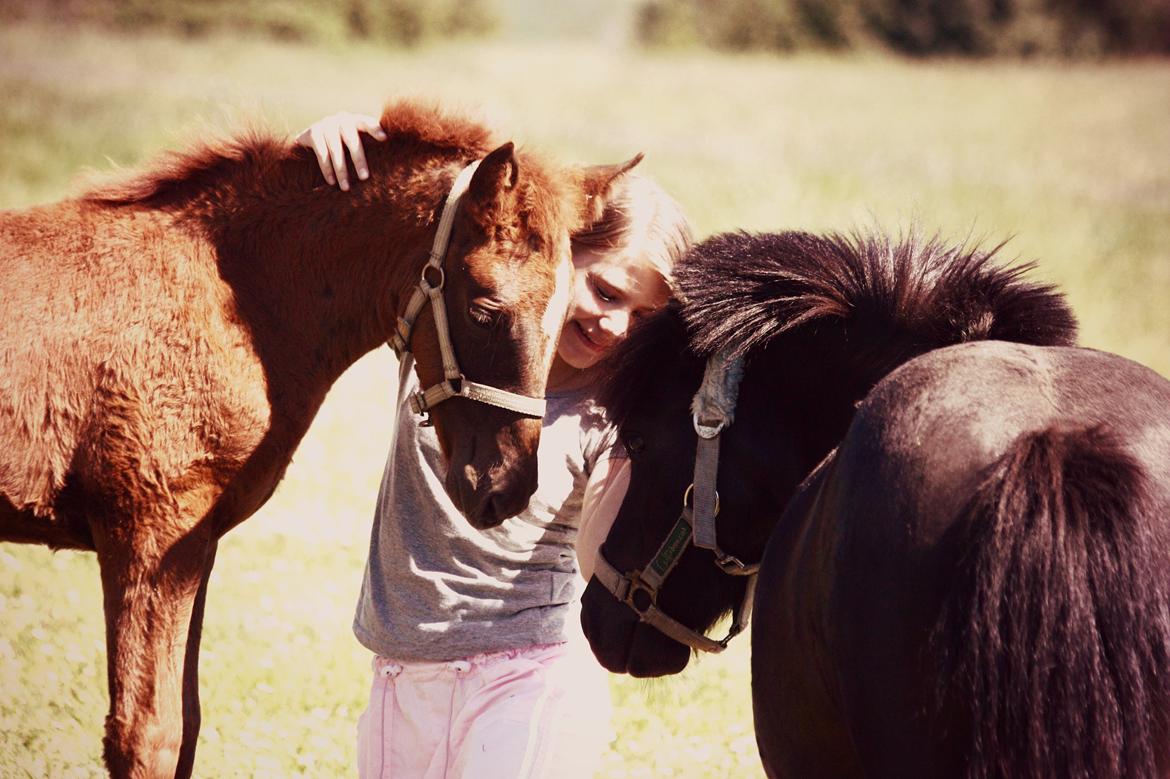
[693,412,725,439]
[408,389,430,416]
[714,552,751,574]
[719,623,744,648]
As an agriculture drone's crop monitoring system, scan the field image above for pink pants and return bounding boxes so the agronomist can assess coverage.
[357,641,613,778]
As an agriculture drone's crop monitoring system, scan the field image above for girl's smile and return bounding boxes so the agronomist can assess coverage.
[553,248,670,377]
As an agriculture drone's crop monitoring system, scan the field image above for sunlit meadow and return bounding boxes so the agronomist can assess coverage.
[1,15,1167,778]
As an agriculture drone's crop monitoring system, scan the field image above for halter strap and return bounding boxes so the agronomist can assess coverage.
[691,348,745,562]
[592,549,736,654]
[389,160,548,421]
[591,348,759,655]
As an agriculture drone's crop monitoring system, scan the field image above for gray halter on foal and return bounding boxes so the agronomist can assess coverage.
[592,348,759,654]
[389,160,548,422]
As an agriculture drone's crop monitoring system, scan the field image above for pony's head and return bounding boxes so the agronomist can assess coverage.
[581,229,1078,675]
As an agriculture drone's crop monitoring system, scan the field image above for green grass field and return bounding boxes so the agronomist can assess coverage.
[1,18,1167,778]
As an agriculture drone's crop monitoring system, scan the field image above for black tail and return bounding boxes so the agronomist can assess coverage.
[935,425,1170,778]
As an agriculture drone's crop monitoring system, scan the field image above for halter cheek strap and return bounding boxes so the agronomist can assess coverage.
[591,348,759,655]
[690,349,747,566]
[389,160,547,421]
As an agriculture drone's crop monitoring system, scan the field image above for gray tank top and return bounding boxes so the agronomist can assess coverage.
[353,376,614,661]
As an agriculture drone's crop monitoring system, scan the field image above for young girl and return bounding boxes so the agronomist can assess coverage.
[298,113,691,778]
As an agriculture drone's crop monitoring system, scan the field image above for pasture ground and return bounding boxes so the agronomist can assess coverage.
[1,19,1167,778]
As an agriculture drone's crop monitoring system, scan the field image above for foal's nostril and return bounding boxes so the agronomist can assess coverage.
[482,490,527,527]
[473,502,502,529]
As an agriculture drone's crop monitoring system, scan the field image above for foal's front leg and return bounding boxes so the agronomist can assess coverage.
[93,518,216,779]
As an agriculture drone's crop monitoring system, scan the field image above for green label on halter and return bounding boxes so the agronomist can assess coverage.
[649,514,693,579]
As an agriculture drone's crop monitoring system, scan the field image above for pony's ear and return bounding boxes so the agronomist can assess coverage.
[465,142,518,226]
[577,153,643,229]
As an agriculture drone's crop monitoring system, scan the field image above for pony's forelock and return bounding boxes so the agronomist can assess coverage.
[599,302,693,430]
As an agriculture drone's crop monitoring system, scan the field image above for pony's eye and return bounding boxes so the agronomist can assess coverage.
[623,433,645,457]
[468,302,501,329]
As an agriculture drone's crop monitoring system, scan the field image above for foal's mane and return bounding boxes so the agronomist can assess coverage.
[84,99,496,207]
[602,229,1077,427]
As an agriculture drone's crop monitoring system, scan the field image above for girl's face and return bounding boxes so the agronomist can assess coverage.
[556,247,671,371]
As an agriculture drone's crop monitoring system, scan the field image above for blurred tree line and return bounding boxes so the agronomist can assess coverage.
[3,0,1167,55]
[636,0,1170,56]
[0,0,497,45]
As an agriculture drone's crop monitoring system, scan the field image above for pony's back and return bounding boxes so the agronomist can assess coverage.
[780,340,1170,777]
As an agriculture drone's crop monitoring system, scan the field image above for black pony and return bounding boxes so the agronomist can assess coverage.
[580,230,1170,777]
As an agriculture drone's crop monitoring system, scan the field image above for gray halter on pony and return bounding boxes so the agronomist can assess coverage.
[592,347,759,654]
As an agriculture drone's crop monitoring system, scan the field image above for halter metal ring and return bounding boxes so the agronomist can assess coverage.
[625,580,656,615]
[682,483,720,515]
[693,412,725,439]
[420,265,445,291]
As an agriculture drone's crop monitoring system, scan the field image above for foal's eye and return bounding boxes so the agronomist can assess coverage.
[468,302,501,329]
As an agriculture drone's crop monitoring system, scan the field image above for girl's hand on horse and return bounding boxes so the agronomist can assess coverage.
[295,112,387,191]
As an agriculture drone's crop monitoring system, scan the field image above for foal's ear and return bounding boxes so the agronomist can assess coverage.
[465,142,518,225]
[577,153,643,229]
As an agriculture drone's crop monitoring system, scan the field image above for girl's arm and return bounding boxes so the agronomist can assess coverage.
[295,111,387,190]
[577,455,631,581]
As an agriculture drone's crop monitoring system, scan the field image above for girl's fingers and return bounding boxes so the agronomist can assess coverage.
[307,129,337,187]
[324,127,350,191]
[359,115,388,142]
[342,123,370,181]
[296,112,386,189]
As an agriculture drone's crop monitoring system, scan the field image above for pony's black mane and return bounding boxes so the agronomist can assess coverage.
[600,298,694,428]
[602,228,1078,428]
[680,229,1077,357]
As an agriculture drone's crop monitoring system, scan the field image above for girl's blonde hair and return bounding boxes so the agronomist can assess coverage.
[571,173,692,293]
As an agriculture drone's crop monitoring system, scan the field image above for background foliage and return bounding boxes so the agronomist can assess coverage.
[635,0,1170,56]
[0,0,498,45]
[0,3,1167,777]
[4,0,1169,54]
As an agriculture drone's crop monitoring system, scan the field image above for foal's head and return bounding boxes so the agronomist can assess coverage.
[371,104,640,527]
[581,229,1078,675]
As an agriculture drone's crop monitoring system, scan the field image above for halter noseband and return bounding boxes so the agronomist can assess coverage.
[592,349,759,654]
[389,160,548,423]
